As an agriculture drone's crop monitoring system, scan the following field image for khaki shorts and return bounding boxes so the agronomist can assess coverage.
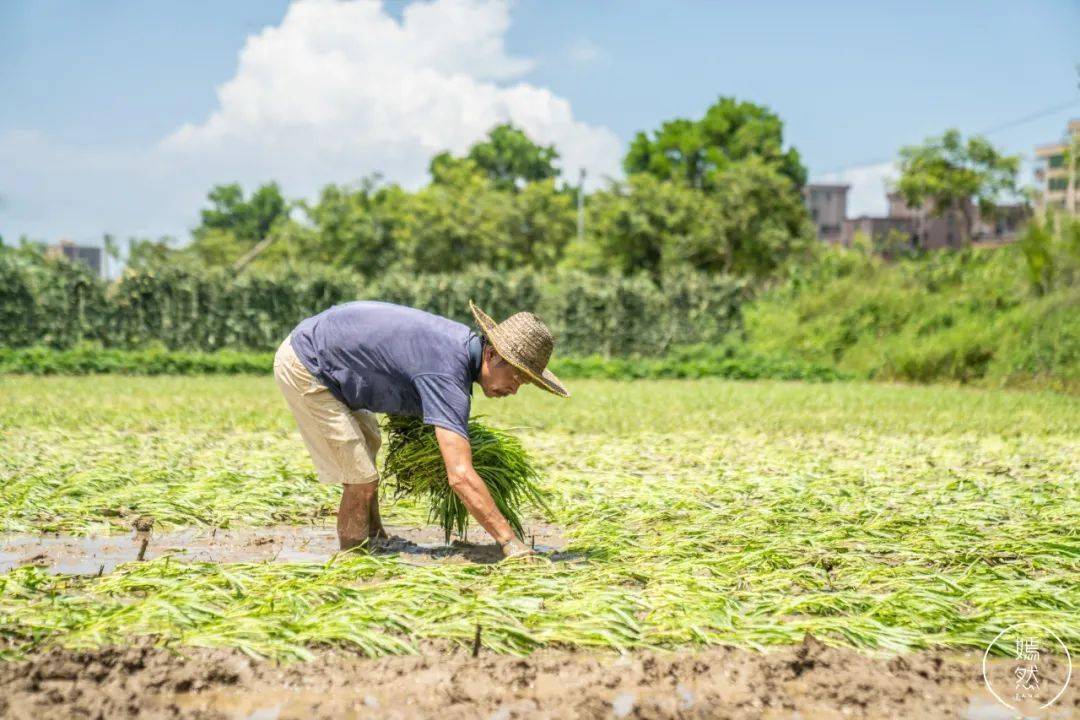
[274,336,381,485]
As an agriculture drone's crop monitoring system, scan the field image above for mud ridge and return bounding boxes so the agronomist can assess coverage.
[3,636,1074,719]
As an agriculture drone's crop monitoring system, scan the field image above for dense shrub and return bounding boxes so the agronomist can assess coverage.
[6,218,1076,390]
[0,251,109,348]
[0,251,745,357]
[742,237,1079,390]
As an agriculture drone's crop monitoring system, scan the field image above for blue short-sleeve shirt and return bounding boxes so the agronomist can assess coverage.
[289,301,482,439]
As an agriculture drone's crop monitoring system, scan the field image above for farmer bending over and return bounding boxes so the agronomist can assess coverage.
[274,300,568,559]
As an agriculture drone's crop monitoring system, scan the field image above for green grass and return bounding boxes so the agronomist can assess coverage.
[0,375,1077,660]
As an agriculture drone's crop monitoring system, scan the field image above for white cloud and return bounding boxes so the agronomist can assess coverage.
[0,0,622,245]
[567,38,603,64]
[815,161,899,217]
[161,0,621,195]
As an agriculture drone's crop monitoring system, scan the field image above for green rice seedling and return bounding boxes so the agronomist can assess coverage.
[382,415,549,542]
[1,376,1078,662]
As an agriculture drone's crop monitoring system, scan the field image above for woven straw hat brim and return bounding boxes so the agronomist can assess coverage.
[470,301,570,398]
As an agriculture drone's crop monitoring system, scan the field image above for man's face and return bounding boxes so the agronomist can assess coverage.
[479,345,528,398]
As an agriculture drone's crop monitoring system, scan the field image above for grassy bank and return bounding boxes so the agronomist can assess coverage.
[742,230,1079,392]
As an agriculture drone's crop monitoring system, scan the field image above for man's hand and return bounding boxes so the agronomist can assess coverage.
[434,426,519,548]
[501,537,535,559]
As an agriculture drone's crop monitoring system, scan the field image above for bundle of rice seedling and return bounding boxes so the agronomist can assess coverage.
[382,415,549,542]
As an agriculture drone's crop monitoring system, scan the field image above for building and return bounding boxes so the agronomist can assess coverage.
[47,240,102,276]
[976,203,1028,244]
[886,191,968,250]
[802,184,849,243]
[1034,119,1080,213]
[841,215,915,250]
[841,194,1026,250]
[809,162,1029,251]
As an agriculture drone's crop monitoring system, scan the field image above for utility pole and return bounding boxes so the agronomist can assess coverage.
[577,167,587,244]
[1069,133,1078,215]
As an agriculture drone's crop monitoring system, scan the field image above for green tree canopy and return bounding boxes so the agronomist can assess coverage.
[189,182,289,265]
[125,236,182,271]
[706,157,815,277]
[404,160,517,272]
[624,96,807,190]
[175,105,814,280]
[570,160,812,279]
[299,177,409,277]
[431,123,559,191]
[896,129,1019,244]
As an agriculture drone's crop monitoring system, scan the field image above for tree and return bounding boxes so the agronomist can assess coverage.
[189,182,289,265]
[301,177,409,277]
[125,236,181,270]
[303,164,575,274]
[570,158,813,279]
[704,157,815,276]
[404,159,516,272]
[505,179,577,268]
[573,174,712,278]
[624,96,806,190]
[570,160,812,279]
[896,129,1019,245]
[432,124,559,191]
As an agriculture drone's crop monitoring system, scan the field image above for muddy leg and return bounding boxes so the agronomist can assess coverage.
[338,483,376,551]
[369,479,389,542]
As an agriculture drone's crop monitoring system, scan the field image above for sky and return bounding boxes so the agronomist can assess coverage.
[1,0,1078,249]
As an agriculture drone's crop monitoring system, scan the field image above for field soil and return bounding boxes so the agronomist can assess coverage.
[3,636,1075,720]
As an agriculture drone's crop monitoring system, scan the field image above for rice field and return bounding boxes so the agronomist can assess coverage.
[0,375,1077,661]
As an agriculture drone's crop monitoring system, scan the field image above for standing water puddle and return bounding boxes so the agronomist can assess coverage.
[0,523,574,575]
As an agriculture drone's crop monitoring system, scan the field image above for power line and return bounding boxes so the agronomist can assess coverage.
[976,97,1080,136]
[816,96,1080,178]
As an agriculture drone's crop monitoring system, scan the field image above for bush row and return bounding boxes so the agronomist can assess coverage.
[0,344,847,382]
[0,251,745,357]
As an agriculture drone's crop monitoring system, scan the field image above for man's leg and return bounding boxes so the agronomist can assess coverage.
[276,339,382,551]
[352,409,387,543]
[369,480,389,541]
[338,482,378,550]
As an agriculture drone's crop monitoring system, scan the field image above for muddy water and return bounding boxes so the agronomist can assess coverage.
[0,523,573,575]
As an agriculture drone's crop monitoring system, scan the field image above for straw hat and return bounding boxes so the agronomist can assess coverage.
[469,300,569,398]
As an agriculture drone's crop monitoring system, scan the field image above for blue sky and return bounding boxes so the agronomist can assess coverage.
[1,0,1077,247]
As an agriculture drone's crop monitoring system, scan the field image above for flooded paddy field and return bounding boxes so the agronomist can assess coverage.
[1,376,1077,718]
[0,523,572,575]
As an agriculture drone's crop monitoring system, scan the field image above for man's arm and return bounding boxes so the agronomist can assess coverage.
[433,426,533,558]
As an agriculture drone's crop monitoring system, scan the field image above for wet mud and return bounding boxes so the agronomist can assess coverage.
[0,523,573,575]
[2,636,1075,719]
